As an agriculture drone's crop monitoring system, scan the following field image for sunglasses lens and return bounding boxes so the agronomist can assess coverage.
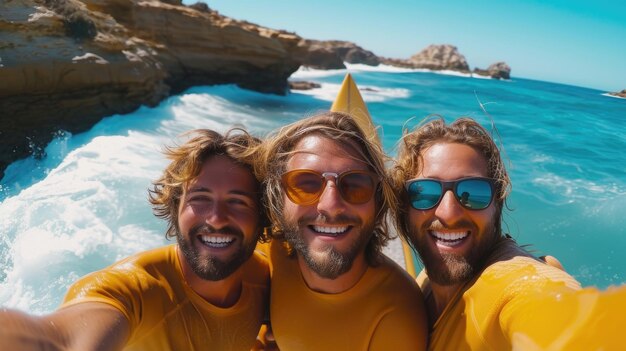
[407,180,442,210]
[339,172,377,204]
[283,171,324,205]
[456,179,492,209]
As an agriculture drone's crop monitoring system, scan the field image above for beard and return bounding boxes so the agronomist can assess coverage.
[410,217,499,286]
[176,224,258,281]
[280,213,374,279]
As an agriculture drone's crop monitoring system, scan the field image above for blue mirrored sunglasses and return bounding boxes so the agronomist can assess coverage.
[405,177,495,210]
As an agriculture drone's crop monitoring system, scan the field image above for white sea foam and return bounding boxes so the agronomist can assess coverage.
[348,62,476,78]
[533,173,625,201]
[290,62,418,79]
[471,73,492,80]
[165,89,285,134]
[0,133,168,313]
[290,66,347,79]
[291,82,410,103]
[291,61,485,81]
[344,62,417,73]
[601,93,626,100]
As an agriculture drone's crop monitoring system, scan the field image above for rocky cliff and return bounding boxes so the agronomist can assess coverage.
[299,40,379,69]
[0,0,305,180]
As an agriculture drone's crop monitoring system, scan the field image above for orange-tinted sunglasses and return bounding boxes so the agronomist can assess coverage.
[281,169,379,206]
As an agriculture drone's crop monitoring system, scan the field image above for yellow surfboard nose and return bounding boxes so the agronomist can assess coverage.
[330,73,381,146]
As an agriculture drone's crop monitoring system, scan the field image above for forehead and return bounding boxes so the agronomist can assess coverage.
[417,142,489,178]
[186,155,258,193]
[286,134,370,172]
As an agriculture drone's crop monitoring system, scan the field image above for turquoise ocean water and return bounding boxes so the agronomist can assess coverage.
[1,64,625,314]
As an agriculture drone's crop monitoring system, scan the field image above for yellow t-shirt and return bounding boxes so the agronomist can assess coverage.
[62,244,269,351]
[260,240,428,351]
[420,238,582,351]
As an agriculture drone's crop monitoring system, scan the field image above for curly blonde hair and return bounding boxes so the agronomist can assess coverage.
[257,111,397,265]
[390,117,511,242]
[149,128,269,240]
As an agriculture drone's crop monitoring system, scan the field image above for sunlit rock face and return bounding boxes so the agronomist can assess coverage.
[0,0,304,178]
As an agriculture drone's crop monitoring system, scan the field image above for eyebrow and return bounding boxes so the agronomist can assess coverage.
[187,187,256,198]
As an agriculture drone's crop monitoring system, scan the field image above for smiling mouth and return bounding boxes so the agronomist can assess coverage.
[430,230,469,247]
[199,235,236,248]
[309,225,351,237]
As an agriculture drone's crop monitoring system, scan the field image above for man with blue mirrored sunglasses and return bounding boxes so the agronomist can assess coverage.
[391,117,582,350]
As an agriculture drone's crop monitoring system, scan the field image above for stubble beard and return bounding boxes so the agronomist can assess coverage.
[176,224,258,281]
[280,214,374,279]
[410,216,499,286]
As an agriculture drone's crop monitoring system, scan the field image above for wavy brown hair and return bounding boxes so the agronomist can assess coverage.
[257,111,397,265]
[149,128,269,240]
[390,116,511,242]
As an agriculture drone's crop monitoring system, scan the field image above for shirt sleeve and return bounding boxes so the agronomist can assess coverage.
[61,267,145,329]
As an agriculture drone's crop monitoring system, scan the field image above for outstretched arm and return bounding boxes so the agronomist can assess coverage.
[506,285,625,349]
[0,302,130,351]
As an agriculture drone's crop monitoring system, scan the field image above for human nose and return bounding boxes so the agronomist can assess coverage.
[316,179,347,217]
[206,201,229,228]
[433,190,464,226]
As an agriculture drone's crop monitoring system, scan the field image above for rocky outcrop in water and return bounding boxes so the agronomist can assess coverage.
[0,0,305,180]
[473,62,511,79]
[288,81,321,90]
[380,44,470,72]
[299,40,380,69]
[608,89,626,98]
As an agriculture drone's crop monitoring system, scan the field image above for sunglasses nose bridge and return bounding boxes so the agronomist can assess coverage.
[321,172,340,182]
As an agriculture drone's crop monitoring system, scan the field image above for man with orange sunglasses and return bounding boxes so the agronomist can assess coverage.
[255,111,428,350]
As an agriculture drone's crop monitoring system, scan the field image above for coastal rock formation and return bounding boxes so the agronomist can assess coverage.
[289,81,321,90]
[409,44,470,72]
[299,40,380,69]
[380,44,470,73]
[0,0,305,179]
[473,62,511,79]
[608,89,626,98]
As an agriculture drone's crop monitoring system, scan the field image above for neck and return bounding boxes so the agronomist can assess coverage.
[177,246,243,308]
[427,281,464,325]
[297,251,368,294]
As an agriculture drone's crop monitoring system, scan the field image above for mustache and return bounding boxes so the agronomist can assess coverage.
[189,224,244,238]
[427,219,475,231]
[298,213,362,226]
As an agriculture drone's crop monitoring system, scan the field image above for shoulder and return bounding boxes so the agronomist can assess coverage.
[68,245,175,289]
[483,255,581,292]
[484,238,579,288]
[61,246,178,318]
[462,239,580,316]
[114,244,178,271]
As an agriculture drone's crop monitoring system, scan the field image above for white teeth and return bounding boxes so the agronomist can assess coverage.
[431,231,468,241]
[200,235,235,248]
[313,226,349,234]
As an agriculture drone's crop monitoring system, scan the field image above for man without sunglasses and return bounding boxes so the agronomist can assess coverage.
[255,112,428,350]
[0,129,270,351]
[391,117,581,350]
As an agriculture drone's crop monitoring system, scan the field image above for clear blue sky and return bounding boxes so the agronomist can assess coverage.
[182,0,625,92]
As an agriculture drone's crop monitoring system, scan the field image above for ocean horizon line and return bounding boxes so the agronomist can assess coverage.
[292,63,618,95]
